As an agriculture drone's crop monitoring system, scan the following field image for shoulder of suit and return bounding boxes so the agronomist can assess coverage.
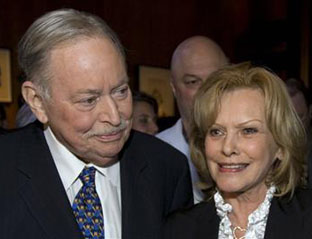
[167,201,215,224]
[128,130,188,162]
[0,122,42,139]
[274,188,312,213]
[293,188,312,210]
[0,122,44,156]
[131,130,184,151]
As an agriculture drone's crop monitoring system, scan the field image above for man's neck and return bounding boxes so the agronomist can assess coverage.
[181,119,190,143]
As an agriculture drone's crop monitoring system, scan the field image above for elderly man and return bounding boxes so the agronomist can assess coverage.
[0,9,192,239]
[157,36,228,203]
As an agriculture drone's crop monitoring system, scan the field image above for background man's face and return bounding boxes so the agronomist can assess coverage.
[171,53,221,127]
[132,101,158,135]
[41,37,132,166]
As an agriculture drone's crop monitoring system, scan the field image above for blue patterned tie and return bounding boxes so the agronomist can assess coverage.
[72,166,104,239]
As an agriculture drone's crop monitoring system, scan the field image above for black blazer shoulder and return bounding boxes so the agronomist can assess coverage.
[0,123,83,239]
[120,130,194,201]
[119,130,194,239]
[165,201,219,239]
[0,125,193,239]
[165,188,312,239]
[265,188,312,239]
[122,129,190,164]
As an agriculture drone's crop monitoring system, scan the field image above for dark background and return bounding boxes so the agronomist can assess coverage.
[0,0,310,128]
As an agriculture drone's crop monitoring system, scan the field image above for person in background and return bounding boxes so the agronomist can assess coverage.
[132,91,159,135]
[0,104,8,134]
[0,103,7,128]
[0,9,193,239]
[165,62,312,239]
[285,78,312,186]
[15,76,37,128]
[15,103,37,128]
[157,36,228,203]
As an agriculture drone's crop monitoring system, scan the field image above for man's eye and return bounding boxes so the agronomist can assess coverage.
[113,85,129,99]
[185,79,202,85]
[138,117,149,124]
[242,128,258,135]
[80,97,98,105]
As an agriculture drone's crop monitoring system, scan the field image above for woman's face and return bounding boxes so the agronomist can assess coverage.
[204,88,281,198]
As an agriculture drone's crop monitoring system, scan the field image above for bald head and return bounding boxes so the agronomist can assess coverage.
[170,36,228,136]
[171,36,227,79]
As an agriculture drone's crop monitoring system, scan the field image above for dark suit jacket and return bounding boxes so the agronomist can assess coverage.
[165,189,312,239]
[0,123,193,239]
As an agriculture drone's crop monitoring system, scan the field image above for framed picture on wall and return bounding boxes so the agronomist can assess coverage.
[139,65,175,117]
[0,49,12,102]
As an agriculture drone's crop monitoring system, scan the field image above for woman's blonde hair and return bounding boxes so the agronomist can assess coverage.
[190,62,307,199]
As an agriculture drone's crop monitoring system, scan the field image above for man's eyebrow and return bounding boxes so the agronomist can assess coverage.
[123,75,129,83]
[75,89,102,95]
[111,76,130,90]
[183,74,201,79]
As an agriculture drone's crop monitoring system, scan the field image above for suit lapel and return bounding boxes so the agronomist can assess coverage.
[17,125,83,239]
[198,201,220,239]
[119,132,149,239]
[264,197,304,239]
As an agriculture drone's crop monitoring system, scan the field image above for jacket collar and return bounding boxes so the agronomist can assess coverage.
[17,123,83,239]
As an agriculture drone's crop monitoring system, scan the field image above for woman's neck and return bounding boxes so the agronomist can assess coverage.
[223,184,269,228]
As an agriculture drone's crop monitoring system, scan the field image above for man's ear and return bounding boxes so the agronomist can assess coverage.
[170,78,176,98]
[21,81,49,124]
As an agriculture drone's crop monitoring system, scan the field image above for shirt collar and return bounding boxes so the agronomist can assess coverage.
[214,185,276,238]
[44,127,120,191]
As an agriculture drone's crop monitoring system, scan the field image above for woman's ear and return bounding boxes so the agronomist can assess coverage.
[275,147,284,161]
[21,81,49,124]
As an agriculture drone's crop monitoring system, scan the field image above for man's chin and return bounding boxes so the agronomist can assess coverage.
[92,156,119,167]
[78,153,120,167]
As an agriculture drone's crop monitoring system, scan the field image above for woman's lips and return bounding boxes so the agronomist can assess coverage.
[218,163,249,173]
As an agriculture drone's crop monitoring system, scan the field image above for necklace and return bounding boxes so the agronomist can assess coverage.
[232,226,247,239]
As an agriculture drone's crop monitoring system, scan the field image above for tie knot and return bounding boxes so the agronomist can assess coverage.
[79,166,96,186]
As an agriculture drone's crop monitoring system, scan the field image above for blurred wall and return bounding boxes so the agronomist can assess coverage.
[0,0,309,128]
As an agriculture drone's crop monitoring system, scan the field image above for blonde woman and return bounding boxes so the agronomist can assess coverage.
[165,62,312,239]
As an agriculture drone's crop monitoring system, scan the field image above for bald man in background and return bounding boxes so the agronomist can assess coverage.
[157,36,228,203]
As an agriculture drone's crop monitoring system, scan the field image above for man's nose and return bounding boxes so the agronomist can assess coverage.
[98,97,121,126]
[150,121,159,135]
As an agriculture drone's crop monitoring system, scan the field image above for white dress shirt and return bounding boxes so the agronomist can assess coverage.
[215,186,276,239]
[44,127,121,239]
[156,118,204,203]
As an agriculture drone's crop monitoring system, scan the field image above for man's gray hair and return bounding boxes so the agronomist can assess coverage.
[18,8,125,98]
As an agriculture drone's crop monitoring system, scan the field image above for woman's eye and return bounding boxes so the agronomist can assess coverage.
[242,128,258,135]
[209,128,223,137]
